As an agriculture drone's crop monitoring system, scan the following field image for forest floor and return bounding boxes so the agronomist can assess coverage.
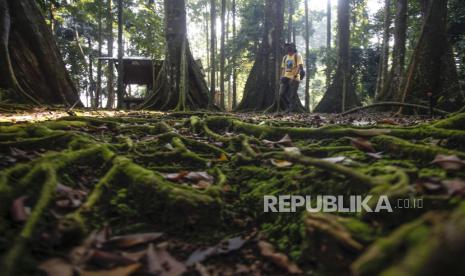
[1,107,465,275]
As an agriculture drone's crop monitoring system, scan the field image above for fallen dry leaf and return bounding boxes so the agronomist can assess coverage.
[376,119,399,125]
[271,159,293,168]
[104,232,163,249]
[184,171,214,183]
[277,134,293,146]
[186,236,246,266]
[263,134,293,147]
[366,152,383,159]
[258,241,302,274]
[192,180,211,190]
[348,137,376,153]
[38,258,74,276]
[80,263,141,276]
[88,250,136,268]
[284,147,301,155]
[147,243,186,276]
[218,153,228,161]
[443,179,465,197]
[322,156,346,164]
[162,171,189,182]
[10,195,29,222]
[431,154,465,171]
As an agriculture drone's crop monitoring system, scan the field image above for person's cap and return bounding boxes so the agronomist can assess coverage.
[284,42,296,47]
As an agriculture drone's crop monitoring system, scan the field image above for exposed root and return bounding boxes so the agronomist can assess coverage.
[1,111,465,275]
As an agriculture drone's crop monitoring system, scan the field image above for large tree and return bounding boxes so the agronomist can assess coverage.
[314,0,359,113]
[0,0,81,106]
[236,0,303,112]
[140,0,210,110]
[397,0,464,111]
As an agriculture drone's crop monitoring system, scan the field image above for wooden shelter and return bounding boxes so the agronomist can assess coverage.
[98,57,162,108]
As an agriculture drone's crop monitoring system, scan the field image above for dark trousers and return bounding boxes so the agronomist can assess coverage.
[279,78,299,112]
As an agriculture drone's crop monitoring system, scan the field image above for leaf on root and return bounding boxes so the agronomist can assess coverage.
[257,241,302,274]
[270,159,293,168]
[284,147,301,155]
[55,183,87,209]
[431,154,465,171]
[322,156,346,164]
[263,134,293,147]
[443,179,465,196]
[218,153,228,161]
[348,137,376,153]
[10,195,30,222]
[103,232,163,249]
[38,258,74,276]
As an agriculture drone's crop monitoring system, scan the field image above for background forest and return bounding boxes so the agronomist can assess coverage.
[38,0,465,110]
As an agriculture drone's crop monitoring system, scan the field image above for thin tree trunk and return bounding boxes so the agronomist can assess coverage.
[220,0,226,109]
[106,0,115,109]
[304,0,311,111]
[287,0,293,43]
[226,1,231,110]
[232,0,237,109]
[340,0,350,112]
[210,0,216,105]
[87,37,94,108]
[377,0,407,101]
[205,3,210,86]
[326,0,331,88]
[374,0,391,98]
[96,0,103,108]
[116,0,124,108]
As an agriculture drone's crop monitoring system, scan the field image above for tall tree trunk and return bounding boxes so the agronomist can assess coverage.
[0,0,81,106]
[116,0,124,108]
[287,0,293,43]
[205,3,210,86]
[419,0,430,18]
[304,0,311,111]
[210,0,216,105]
[96,0,103,108]
[231,0,237,109]
[226,1,231,110]
[315,0,359,113]
[326,0,332,88]
[87,37,94,108]
[397,0,464,111]
[377,0,407,101]
[236,0,303,112]
[220,0,226,109]
[106,0,115,109]
[374,0,391,98]
[140,0,211,111]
